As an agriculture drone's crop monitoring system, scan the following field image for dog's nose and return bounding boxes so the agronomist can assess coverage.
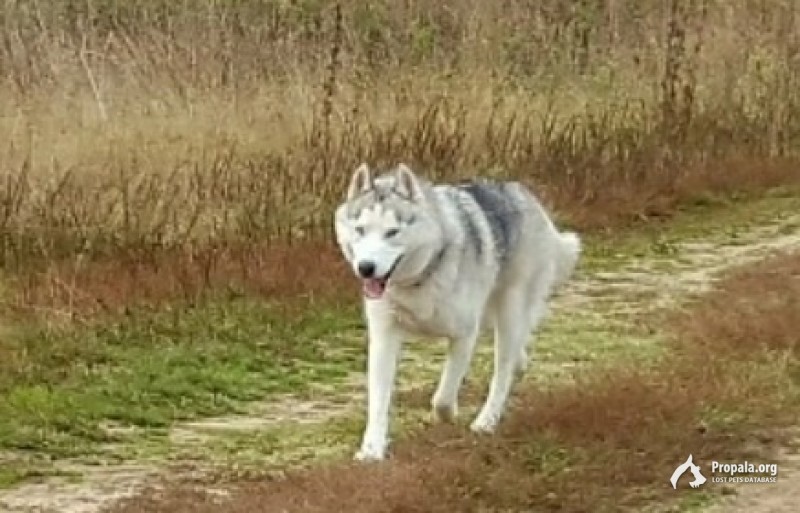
[357,260,376,278]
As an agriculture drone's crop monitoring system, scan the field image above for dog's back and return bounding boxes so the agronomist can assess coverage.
[443,179,580,298]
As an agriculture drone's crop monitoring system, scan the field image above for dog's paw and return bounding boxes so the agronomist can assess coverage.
[470,412,500,434]
[354,439,388,462]
[432,401,458,423]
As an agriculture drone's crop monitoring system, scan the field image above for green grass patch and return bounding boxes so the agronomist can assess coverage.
[0,300,365,461]
[0,464,81,490]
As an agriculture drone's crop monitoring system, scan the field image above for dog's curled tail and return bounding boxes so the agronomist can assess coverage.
[555,231,581,286]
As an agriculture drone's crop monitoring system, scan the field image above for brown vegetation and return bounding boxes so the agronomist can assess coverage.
[107,252,800,512]
[12,242,354,319]
[2,1,800,314]
[4,3,800,508]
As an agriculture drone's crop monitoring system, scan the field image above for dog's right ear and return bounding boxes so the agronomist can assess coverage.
[346,163,372,200]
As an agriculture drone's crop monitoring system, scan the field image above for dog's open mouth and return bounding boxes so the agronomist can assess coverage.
[361,255,402,300]
[362,278,388,299]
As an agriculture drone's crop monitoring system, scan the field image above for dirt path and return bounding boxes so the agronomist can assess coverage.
[702,432,800,513]
[1,208,799,513]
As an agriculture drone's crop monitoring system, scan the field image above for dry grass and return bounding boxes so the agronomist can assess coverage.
[11,241,355,319]
[672,254,800,358]
[107,251,800,512]
[1,1,800,313]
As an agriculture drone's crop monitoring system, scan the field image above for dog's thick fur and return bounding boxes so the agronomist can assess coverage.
[334,163,581,461]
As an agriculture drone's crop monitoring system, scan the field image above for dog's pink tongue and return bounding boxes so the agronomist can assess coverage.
[362,279,386,299]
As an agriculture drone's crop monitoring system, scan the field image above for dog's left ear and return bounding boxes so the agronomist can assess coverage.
[395,163,424,201]
[346,163,372,200]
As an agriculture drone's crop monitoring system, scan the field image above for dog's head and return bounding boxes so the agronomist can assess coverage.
[334,163,441,300]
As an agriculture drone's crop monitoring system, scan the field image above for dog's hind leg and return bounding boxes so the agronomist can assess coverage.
[516,299,549,374]
[516,260,560,375]
[471,286,532,434]
[431,325,480,423]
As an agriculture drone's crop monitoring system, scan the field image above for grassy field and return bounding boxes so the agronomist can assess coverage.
[1,1,800,511]
[1,2,799,279]
[143,254,800,512]
[103,203,800,513]
[2,189,799,511]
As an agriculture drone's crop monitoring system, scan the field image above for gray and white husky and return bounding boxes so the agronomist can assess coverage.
[334,163,581,461]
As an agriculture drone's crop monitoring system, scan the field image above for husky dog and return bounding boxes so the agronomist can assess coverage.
[334,163,581,461]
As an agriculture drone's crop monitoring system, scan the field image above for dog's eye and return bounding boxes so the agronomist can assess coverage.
[385,228,400,238]
[355,227,365,236]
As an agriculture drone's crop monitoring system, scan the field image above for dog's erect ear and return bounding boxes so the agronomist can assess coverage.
[346,163,372,200]
[395,163,424,201]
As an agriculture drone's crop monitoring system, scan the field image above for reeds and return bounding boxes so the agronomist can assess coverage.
[1,0,799,308]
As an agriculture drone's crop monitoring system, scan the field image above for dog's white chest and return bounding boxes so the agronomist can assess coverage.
[392,304,439,336]
[387,290,454,338]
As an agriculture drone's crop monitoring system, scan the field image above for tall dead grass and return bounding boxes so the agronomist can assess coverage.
[2,0,800,309]
[107,251,800,513]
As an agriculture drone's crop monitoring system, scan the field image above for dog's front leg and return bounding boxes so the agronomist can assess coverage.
[356,301,403,462]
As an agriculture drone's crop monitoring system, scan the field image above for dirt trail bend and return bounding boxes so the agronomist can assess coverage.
[1,209,799,513]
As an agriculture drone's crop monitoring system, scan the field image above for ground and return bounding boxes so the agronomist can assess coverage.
[705,442,800,513]
[1,192,799,512]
